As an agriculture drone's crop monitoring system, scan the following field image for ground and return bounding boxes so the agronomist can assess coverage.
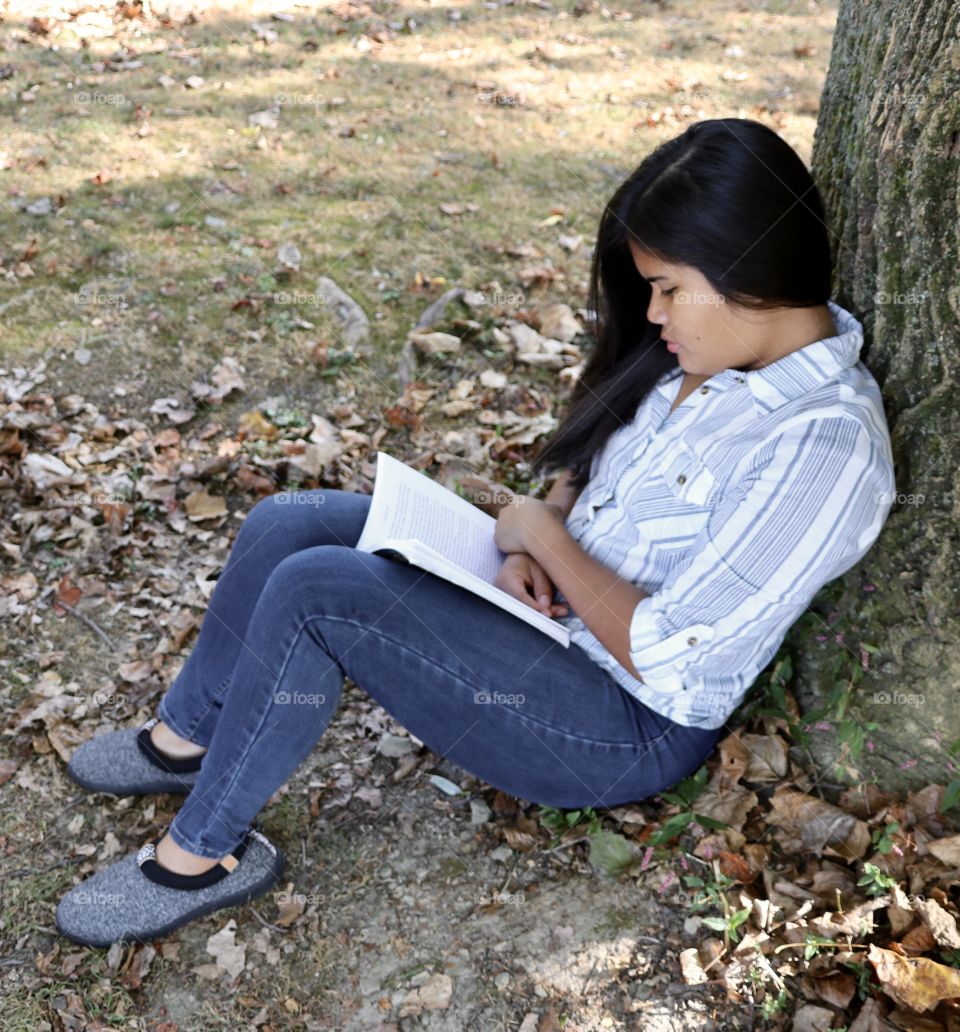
[8,2,959,1031]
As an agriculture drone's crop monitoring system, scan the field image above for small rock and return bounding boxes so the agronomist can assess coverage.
[470,799,492,824]
[398,973,453,1017]
[478,369,507,389]
[429,774,462,796]
[378,733,415,758]
[184,75,205,89]
[25,196,52,216]
[248,107,279,129]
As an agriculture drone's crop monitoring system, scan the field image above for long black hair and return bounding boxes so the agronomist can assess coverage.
[530,117,833,491]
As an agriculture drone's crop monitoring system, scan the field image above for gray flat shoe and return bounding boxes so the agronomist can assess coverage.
[55,824,285,947]
[67,717,204,796]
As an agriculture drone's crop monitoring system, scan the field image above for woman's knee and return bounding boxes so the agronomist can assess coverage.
[261,544,369,607]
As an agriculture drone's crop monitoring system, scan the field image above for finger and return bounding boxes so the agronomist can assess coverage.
[530,568,555,613]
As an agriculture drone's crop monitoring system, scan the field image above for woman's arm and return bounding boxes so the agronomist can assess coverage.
[523,518,648,681]
[542,468,582,519]
[493,498,648,681]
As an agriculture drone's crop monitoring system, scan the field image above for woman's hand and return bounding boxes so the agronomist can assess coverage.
[494,553,569,618]
[493,495,565,554]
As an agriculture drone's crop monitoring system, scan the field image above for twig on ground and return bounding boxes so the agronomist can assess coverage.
[48,599,118,652]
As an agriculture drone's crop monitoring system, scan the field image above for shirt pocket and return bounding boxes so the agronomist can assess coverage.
[658,442,719,510]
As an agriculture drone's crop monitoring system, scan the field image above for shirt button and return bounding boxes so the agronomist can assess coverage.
[735,376,745,383]
[686,636,698,646]
[676,474,686,485]
[699,386,709,394]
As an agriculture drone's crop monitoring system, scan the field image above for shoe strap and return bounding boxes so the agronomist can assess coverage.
[136,721,205,775]
[136,829,253,890]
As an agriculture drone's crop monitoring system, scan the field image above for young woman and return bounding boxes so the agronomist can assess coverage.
[57,117,895,946]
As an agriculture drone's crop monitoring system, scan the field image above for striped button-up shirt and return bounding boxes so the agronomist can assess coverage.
[554,300,896,730]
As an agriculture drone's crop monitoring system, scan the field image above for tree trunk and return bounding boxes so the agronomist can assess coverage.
[799,0,960,795]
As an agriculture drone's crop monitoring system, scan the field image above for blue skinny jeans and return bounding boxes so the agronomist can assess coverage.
[158,488,724,859]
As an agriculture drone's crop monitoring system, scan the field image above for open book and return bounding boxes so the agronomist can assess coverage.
[355,451,571,647]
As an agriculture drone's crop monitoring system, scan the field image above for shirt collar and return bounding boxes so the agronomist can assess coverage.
[743,300,863,413]
[654,300,863,413]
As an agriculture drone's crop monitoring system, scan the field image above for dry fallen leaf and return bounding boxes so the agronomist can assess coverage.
[868,943,960,1012]
[769,787,871,859]
[184,489,228,523]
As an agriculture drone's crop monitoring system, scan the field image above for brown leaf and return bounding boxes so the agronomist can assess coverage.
[274,885,306,928]
[118,659,153,683]
[927,834,960,867]
[717,850,755,884]
[769,787,871,859]
[899,923,938,955]
[502,826,538,851]
[868,943,960,1013]
[184,489,227,523]
[0,758,19,786]
[55,576,83,609]
[914,898,960,949]
[716,731,749,788]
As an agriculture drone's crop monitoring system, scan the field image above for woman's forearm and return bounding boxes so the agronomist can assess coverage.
[542,469,582,519]
[524,517,649,682]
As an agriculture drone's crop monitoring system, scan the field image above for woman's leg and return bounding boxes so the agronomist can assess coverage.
[156,489,373,748]
[163,534,724,862]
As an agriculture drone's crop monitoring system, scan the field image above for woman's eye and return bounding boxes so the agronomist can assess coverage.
[661,287,676,297]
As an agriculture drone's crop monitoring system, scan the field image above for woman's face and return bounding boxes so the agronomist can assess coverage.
[628,240,769,376]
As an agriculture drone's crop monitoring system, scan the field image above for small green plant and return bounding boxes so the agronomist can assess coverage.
[871,821,901,854]
[648,764,728,845]
[840,958,882,999]
[802,933,838,960]
[537,804,601,847]
[857,861,898,897]
[680,861,749,943]
[940,948,960,969]
[760,987,791,1020]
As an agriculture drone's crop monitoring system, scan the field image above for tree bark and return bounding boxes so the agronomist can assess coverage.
[799,0,960,795]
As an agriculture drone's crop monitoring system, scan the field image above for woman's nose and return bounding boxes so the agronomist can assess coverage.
[647,295,667,326]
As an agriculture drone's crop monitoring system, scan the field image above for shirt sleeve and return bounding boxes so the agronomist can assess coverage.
[628,416,895,694]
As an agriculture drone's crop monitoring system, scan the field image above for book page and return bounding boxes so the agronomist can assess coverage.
[358,451,504,583]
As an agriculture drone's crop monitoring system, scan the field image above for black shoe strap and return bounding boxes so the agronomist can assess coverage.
[136,830,251,890]
[136,725,205,774]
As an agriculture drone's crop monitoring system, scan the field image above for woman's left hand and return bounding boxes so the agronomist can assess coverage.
[494,496,565,554]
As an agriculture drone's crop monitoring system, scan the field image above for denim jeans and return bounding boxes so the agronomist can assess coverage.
[158,488,725,859]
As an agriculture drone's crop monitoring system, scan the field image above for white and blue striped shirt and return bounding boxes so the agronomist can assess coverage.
[554,300,896,730]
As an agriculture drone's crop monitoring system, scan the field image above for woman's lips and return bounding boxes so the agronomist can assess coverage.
[665,340,681,353]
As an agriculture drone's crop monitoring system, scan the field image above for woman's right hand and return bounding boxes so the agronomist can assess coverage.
[494,553,569,618]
